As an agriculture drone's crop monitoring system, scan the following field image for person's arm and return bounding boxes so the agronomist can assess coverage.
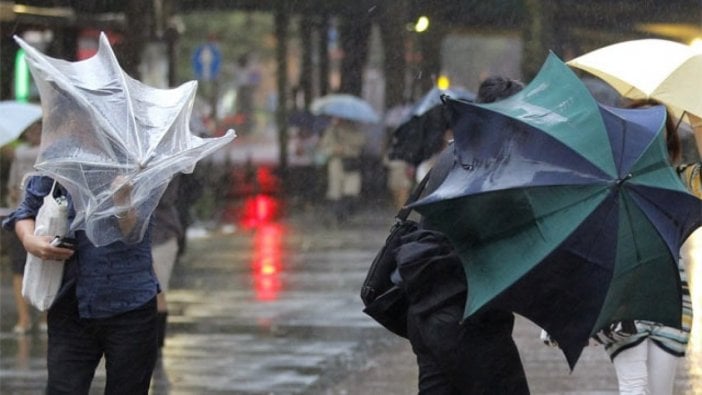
[112,176,138,235]
[688,113,702,158]
[15,219,74,262]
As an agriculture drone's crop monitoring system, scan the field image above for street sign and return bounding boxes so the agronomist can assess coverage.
[192,42,221,81]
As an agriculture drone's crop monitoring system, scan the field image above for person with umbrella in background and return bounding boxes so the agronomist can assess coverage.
[312,93,378,223]
[318,117,367,224]
[382,102,413,210]
[150,175,184,352]
[394,76,530,394]
[5,118,45,335]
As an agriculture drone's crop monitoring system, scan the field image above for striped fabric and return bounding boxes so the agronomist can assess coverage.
[678,162,702,198]
[593,260,693,360]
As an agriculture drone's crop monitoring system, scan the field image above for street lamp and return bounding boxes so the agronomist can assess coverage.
[414,16,429,33]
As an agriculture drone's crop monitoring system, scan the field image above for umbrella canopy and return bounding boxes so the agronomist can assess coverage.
[410,53,702,369]
[311,94,380,124]
[567,38,702,120]
[388,87,474,166]
[0,101,42,147]
[404,86,475,120]
[16,32,236,246]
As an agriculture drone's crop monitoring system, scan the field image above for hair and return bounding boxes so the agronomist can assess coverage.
[476,76,525,104]
[624,99,681,164]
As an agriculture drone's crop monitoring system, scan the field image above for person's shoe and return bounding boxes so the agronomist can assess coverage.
[12,324,30,335]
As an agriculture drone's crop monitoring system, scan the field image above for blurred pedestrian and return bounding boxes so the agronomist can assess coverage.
[413,104,453,183]
[383,103,414,210]
[151,176,184,351]
[318,118,367,223]
[395,76,529,394]
[383,156,413,210]
[3,175,159,394]
[591,101,701,395]
[5,120,44,335]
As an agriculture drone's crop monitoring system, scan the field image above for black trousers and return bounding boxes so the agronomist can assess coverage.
[46,289,158,395]
[407,302,530,395]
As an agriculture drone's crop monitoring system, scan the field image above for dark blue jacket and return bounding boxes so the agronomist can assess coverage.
[3,175,158,318]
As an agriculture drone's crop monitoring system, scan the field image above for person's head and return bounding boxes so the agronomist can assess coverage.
[625,99,681,164]
[475,76,524,104]
[20,121,42,146]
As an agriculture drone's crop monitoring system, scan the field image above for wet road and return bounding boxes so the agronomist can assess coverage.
[1,204,701,394]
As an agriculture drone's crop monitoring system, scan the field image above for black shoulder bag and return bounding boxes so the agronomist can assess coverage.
[360,172,431,338]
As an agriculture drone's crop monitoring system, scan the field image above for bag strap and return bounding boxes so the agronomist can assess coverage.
[396,170,432,221]
[49,179,58,196]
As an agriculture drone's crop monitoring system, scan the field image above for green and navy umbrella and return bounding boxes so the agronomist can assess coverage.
[411,53,702,369]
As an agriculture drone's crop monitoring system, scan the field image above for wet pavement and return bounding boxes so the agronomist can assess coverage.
[1,202,702,394]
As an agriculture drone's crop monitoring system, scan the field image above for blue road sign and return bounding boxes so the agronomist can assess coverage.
[192,43,221,81]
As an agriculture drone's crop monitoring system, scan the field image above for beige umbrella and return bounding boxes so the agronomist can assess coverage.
[567,38,702,121]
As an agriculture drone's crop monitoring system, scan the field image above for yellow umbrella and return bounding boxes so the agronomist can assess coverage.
[567,38,702,121]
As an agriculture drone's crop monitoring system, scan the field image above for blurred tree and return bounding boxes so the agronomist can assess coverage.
[176,11,275,84]
[338,15,370,95]
[378,1,409,108]
[522,0,556,81]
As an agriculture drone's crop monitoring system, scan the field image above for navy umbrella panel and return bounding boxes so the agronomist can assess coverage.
[410,53,701,369]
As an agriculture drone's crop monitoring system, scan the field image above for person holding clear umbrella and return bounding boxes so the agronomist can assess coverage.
[3,175,160,394]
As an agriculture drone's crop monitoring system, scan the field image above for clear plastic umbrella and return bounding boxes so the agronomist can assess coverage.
[16,32,236,246]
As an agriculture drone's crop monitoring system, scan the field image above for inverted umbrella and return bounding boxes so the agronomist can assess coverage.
[388,87,474,166]
[16,33,236,246]
[411,53,702,369]
[0,101,42,147]
[567,38,702,120]
[311,94,380,124]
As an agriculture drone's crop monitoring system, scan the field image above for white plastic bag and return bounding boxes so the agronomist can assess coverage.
[22,181,69,311]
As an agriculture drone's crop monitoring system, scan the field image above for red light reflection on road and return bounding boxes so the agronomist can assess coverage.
[241,194,280,228]
[251,223,284,301]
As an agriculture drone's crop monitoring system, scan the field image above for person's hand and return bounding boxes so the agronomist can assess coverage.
[110,175,138,233]
[22,234,74,262]
[111,175,133,209]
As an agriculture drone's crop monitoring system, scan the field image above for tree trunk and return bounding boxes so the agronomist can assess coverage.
[316,14,330,97]
[416,21,445,96]
[274,5,290,174]
[522,0,557,81]
[338,15,370,95]
[299,15,314,109]
[378,1,409,108]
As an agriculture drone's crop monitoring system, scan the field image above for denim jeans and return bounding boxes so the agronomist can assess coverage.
[46,287,158,395]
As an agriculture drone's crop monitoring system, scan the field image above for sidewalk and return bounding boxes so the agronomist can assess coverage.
[1,204,701,394]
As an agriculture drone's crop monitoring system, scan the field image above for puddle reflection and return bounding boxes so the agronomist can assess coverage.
[251,223,284,301]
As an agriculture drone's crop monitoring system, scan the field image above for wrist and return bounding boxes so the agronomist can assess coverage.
[114,207,135,219]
